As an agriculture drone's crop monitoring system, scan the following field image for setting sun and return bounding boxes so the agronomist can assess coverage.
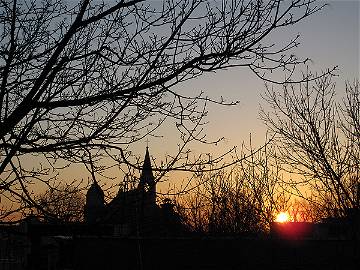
[275,212,290,223]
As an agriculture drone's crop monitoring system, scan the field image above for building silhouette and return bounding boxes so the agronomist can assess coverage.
[84,147,184,236]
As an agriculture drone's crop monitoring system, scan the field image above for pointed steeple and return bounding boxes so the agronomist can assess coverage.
[139,146,155,188]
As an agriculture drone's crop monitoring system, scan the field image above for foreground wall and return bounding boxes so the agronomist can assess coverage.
[59,238,359,270]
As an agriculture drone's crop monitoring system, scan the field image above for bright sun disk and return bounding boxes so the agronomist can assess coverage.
[275,212,290,223]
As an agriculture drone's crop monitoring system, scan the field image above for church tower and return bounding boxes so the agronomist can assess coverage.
[138,146,156,205]
[84,179,105,223]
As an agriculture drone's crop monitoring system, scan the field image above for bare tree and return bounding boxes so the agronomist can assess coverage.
[178,142,291,234]
[261,73,360,217]
[35,183,85,223]
[0,0,330,221]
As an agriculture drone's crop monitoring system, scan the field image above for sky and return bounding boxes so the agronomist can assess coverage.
[142,0,359,194]
[40,0,360,196]
[144,0,359,156]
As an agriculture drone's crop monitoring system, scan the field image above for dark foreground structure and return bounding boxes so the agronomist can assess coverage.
[2,234,359,270]
[1,224,359,270]
[56,237,359,270]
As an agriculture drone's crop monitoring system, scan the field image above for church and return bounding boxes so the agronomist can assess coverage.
[83,147,185,236]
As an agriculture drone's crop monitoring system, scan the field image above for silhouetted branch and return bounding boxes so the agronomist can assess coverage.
[0,0,326,220]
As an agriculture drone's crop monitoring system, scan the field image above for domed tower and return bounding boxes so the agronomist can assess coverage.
[138,147,156,205]
[84,179,105,223]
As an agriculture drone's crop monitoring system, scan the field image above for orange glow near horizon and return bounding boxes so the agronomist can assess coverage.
[275,212,290,223]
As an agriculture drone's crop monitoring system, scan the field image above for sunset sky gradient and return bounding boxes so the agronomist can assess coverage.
[42,0,359,194]
[129,0,359,167]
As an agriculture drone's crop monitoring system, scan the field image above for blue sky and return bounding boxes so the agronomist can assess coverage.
[56,0,359,190]
[150,0,359,156]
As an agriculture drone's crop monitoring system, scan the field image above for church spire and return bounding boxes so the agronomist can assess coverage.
[138,146,156,205]
[139,146,155,187]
